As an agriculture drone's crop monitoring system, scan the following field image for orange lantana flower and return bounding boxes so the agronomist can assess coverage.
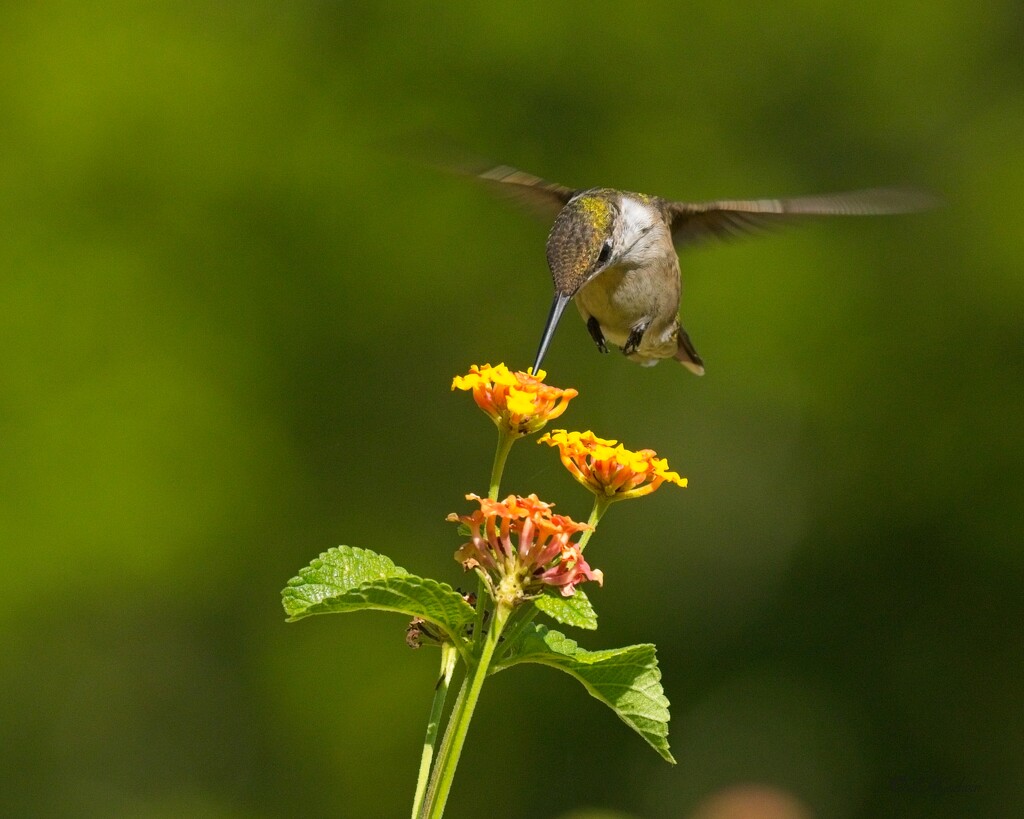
[447,493,601,602]
[452,364,577,437]
[538,430,687,501]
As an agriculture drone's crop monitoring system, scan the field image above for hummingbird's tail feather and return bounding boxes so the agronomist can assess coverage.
[675,327,705,376]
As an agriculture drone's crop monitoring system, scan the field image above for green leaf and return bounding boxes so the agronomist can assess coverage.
[281,546,475,643]
[283,545,409,608]
[534,588,598,630]
[497,624,674,763]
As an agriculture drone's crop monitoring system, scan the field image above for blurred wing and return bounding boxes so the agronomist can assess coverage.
[475,165,577,220]
[666,187,938,246]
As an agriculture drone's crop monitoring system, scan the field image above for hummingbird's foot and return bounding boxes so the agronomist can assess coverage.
[622,322,649,357]
[586,316,609,354]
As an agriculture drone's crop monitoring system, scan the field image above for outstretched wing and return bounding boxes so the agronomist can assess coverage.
[666,187,938,246]
[475,165,577,220]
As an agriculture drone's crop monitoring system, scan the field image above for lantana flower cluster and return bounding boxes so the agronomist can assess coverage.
[539,430,687,500]
[451,363,577,436]
[448,494,600,604]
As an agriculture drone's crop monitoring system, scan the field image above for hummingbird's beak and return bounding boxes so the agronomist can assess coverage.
[532,292,572,374]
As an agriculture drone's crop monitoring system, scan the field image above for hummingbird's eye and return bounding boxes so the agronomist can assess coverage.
[597,242,612,265]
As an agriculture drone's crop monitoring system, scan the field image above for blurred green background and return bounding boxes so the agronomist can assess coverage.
[2,2,1022,817]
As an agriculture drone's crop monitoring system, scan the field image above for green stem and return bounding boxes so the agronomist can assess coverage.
[577,495,613,552]
[410,644,458,819]
[472,427,515,650]
[419,675,469,815]
[419,604,511,819]
[488,428,517,500]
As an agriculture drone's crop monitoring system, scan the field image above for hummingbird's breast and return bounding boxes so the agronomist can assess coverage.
[576,253,681,345]
[574,203,681,363]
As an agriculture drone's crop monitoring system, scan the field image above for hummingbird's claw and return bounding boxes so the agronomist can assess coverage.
[586,316,609,354]
[622,322,649,357]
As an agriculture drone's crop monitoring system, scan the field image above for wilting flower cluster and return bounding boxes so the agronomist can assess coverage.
[447,493,602,604]
[539,430,687,501]
[452,363,577,436]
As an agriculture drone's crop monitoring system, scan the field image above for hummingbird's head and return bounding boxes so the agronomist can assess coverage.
[532,191,620,373]
[545,190,619,297]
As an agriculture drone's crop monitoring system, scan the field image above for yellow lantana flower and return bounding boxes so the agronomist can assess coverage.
[452,364,578,437]
[539,429,687,501]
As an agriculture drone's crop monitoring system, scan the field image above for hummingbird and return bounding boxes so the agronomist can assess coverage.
[475,165,935,375]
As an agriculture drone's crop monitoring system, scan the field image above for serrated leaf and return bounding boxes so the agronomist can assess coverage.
[281,546,475,643]
[534,588,598,630]
[497,624,674,763]
[283,545,409,610]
